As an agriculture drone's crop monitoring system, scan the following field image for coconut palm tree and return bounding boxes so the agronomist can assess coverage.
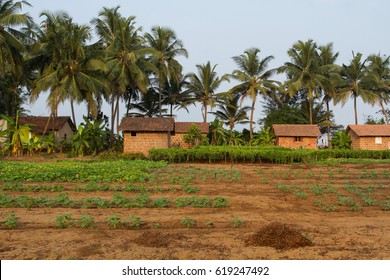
[128,89,166,117]
[281,40,332,125]
[210,93,250,144]
[162,72,191,117]
[335,52,377,124]
[318,43,340,147]
[367,54,390,124]
[0,0,33,116]
[144,26,188,117]
[186,61,228,122]
[30,12,107,128]
[230,48,276,141]
[92,6,154,137]
[0,0,31,77]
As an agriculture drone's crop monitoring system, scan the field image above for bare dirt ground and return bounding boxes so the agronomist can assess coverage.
[1,163,390,260]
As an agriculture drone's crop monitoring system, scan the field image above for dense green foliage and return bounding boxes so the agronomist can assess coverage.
[149,146,390,163]
[0,160,166,182]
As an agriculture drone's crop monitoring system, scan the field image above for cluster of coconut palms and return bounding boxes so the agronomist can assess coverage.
[1,1,389,146]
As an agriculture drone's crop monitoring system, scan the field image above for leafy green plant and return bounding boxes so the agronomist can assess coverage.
[294,190,307,199]
[181,217,196,228]
[182,185,200,193]
[232,217,244,228]
[56,214,75,229]
[78,214,95,228]
[381,201,390,211]
[107,214,122,229]
[331,130,352,149]
[322,205,337,212]
[350,202,362,212]
[126,214,144,228]
[362,197,376,207]
[3,213,20,229]
[211,196,230,208]
[150,197,170,208]
[337,196,355,207]
[0,111,31,156]
[310,185,324,196]
[205,221,214,227]
[183,124,208,147]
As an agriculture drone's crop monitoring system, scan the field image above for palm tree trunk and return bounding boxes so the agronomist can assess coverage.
[309,98,313,125]
[43,113,52,136]
[229,124,233,146]
[354,95,358,124]
[249,100,255,142]
[379,100,389,124]
[159,84,162,117]
[115,95,120,134]
[203,104,207,123]
[110,94,115,147]
[70,99,77,127]
[326,100,332,148]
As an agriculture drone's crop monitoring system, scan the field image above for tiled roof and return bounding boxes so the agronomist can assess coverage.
[272,124,321,137]
[119,117,174,132]
[175,122,209,134]
[346,125,390,136]
[18,116,76,134]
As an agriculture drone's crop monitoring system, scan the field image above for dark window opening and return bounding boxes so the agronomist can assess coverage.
[131,131,137,137]
[295,136,301,142]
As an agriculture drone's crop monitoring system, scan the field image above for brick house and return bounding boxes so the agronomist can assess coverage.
[272,124,321,149]
[171,122,209,148]
[119,117,175,155]
[1,116,76,144]
[346,124,390,150]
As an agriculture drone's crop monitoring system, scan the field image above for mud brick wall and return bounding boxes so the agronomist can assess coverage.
[171,133,191,148]
[123,132,171,155]
[276,136,318,149]
[349,131,390,150]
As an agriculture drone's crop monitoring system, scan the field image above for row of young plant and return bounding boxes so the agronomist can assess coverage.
[0,160,166,182]
[149,166,241,184]
[257,166,390,181]
[1,212,244,230]
[0,183,201,194]
[0,193,230,209]
[149,146,390,163]
[274,183,390,212]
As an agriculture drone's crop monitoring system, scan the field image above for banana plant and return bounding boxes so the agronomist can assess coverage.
[0,111,31,155]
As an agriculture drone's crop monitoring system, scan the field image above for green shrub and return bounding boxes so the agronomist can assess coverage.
[331,130,352,149]
[4,213,20,229]
[107,214,122,229]
[182,185,200,193]
[181,217,196,228]
[126,214,144,228]
[232,217,244,228]
[78,214,95,228]
[56,214,75,229]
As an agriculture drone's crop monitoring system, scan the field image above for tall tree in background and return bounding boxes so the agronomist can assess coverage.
[335,52,377,124]
[187,61,228,123]
[0,0,32,116]
[31,12,107,127]
[281,40,331,125]
[367,54,390,124]
[318,43,340,147]
[230,48,276,141]
[162,72,191,117]
[145,26,188,117]
[92,6,154,140]
[210,93,250,144]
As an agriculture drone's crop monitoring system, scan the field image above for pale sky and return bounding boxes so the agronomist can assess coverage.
[24,0,390,129]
